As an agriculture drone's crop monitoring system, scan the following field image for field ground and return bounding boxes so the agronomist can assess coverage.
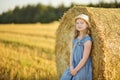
[0,22,59,80]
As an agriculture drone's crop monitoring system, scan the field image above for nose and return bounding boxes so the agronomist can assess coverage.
[78,23,83,25]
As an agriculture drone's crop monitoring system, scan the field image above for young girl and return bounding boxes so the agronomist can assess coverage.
[61,14,93,80]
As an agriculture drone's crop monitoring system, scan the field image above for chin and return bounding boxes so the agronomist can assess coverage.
[78,29,84,31]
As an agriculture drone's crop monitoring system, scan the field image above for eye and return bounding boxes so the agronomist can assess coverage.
[76,21,84,25]
[76,22,79,24]
[80,22,84,24]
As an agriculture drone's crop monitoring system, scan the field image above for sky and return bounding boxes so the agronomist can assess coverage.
[0,0,119,14]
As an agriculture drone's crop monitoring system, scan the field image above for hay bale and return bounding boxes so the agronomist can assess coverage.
[55,6,120,80]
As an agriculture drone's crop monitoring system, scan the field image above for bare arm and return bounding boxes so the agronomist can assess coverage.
[70,43,74,70]
[74,40,92,72]
[70,51,73,70]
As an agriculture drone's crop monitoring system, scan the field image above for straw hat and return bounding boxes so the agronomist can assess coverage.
[74,14,90,27]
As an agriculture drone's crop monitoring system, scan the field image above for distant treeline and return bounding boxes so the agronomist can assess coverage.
[0,2,120,23]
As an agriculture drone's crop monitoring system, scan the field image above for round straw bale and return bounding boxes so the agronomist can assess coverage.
[55,6,120,80]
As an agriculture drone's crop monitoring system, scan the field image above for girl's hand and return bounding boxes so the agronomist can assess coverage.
[70,66,73,71]
[70,69,77,76]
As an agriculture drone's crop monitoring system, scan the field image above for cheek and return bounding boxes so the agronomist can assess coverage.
[75,26,78,29]
[76,25,79,28]
[84,23,88,27]
[82,27,87,30]
[83,24,88,28]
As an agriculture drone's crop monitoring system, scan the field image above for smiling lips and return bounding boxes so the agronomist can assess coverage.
[78,27,82,29]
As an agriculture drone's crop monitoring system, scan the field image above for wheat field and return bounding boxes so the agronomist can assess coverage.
[0,22,59,80]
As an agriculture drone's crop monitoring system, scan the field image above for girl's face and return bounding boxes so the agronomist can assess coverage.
[76,18,88,31]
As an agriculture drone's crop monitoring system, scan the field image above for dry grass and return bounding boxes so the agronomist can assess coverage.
[0,21,59,80]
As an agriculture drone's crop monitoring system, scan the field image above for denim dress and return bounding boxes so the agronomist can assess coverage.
[61,35,93,80]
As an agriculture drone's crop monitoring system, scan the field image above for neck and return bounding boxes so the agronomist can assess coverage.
[78,30,87,38]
